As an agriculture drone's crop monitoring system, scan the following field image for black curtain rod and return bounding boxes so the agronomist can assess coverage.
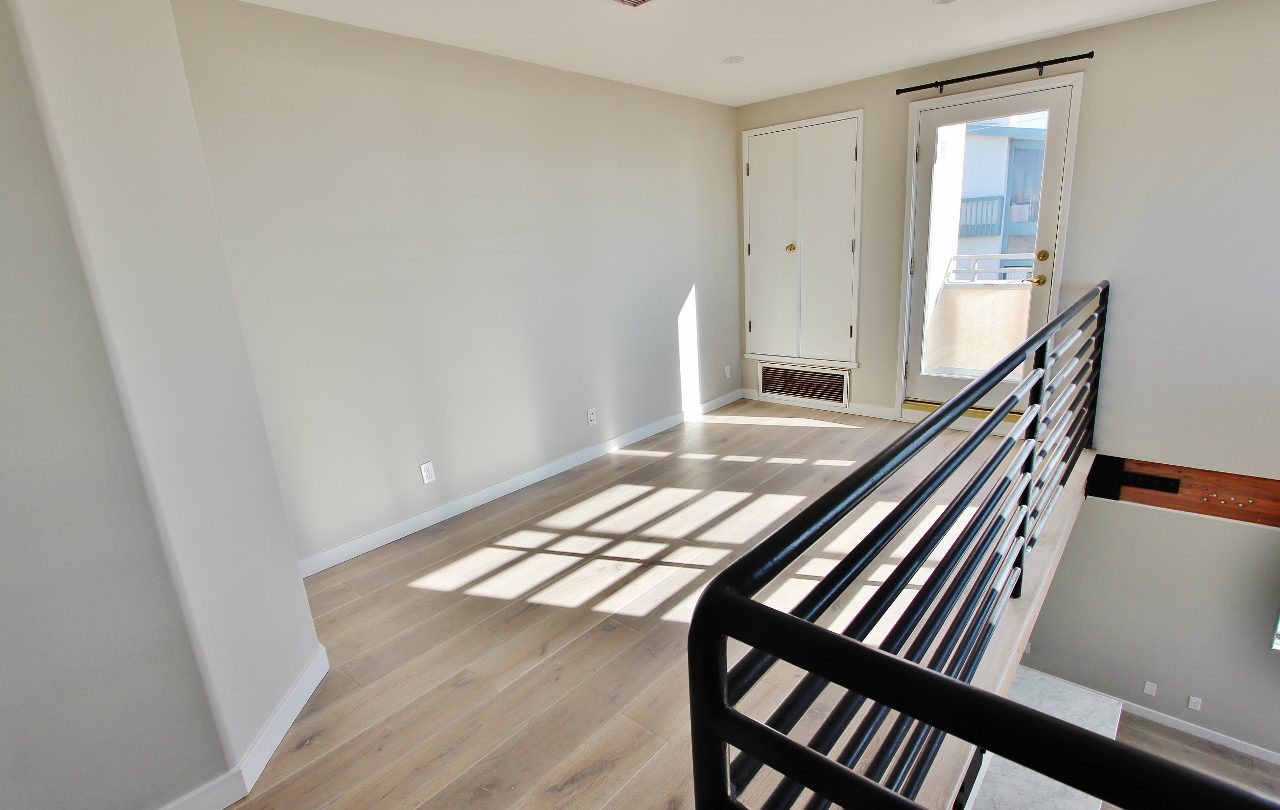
[896,51,1094,96]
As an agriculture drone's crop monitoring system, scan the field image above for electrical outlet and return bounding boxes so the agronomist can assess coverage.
[587,408,598,427]
[420,461,435,484]
[724,364,732,380]
[1188,695,1202,711]
[1144,682,1157,696]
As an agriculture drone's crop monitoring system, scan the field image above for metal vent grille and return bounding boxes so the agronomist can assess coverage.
[613,0,653,5]
[760,364,847,404]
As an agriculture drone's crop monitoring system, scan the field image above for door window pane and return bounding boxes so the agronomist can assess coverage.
[922,111,1048,379]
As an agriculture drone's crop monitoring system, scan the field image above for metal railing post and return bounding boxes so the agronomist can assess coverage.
[689,593,732,809]
[1084,283,1109,448]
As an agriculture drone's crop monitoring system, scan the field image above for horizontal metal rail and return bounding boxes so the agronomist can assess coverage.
[710,591,1277,809]
[689,282,1280,808]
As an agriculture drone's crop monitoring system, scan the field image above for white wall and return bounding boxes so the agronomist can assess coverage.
[738,0,1280,481]
[0,2,225,806]
[1026,500,1280,754]
[171,0,742,565]
[9,0,324,793]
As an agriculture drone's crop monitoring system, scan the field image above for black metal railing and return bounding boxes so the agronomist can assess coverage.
[689,282,1280,809]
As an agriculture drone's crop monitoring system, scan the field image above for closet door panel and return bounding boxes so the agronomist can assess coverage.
[798,118,858,362]
[745,129,799,357]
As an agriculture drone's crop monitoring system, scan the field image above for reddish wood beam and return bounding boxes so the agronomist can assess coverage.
[1087,455,1280,528]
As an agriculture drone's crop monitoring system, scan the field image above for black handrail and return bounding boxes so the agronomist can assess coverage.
[688,282,1280,808]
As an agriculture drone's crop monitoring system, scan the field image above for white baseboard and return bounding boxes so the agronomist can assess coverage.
[160,645,329,810]
[298,390,745,577]
[158,768,245,810]
[240,644,329,788]
[742,388,903,422]
[700,387,747,414]
[1117,698,1280,768]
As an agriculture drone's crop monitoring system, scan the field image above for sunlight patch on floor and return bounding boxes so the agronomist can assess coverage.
[603,539,669,561]
[527,558,640,608]
[494,529,560,550]
[762,577,816,614]
[396,413,955,638]
[612,448,671,458]
[546,535,612,555]
[464,552,579,600]
[642,490,752,540]
[822,500,898,554]
[538,484,653,530]
[695,493,805,544]
[795,557,839,578]
[595,565,703,617]
[888,504,947,558]
[663,545,730,566]
[702,414,863,430]
[408,547,524,591]
[824,584,880,633]
[865,587,919,647]
[588,487,701,535]
[662,583,708,623]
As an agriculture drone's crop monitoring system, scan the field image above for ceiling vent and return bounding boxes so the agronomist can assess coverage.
[759,363,849,406]
[613,0,654,6]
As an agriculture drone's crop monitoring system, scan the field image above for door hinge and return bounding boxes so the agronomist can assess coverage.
[849,325,853,339]
[904,359,910,379]
[745,162,750,176]
[909,257,916,276]
[747,243,751,256]
[852,238,857,254]
[854,144,859,161]
[748,320,753,333]
[915,143,920,163]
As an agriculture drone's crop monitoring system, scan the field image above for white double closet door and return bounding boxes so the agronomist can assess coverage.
[745,112,862,365]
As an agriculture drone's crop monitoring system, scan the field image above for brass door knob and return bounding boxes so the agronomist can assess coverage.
[1023,274,1048,286]
[1035,249,1051,262]
[785,243,797,253]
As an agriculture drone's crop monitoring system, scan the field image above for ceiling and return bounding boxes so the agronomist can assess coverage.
[240,0,1214,106]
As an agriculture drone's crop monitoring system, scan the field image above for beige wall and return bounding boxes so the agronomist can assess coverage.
[10,0,323,787]
[739,0,1280,480]
[172,0,742,564]
[1026,500,1280,753]
[0,1,225,806]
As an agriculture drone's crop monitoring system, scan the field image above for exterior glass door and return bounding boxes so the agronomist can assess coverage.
[905,81,1078,408]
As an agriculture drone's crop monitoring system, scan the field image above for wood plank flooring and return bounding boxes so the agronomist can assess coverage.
[232,398,1034,809]
[1107,713,1280,806]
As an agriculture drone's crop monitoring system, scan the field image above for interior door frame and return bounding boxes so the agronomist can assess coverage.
[742,109,865,369]
[894,73,1085,419]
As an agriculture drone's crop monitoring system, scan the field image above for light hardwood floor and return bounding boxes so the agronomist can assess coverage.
[237,397,1257,810]
[1109,713,1280,805]
[231,388,1280,810]
[233,398,1022,809]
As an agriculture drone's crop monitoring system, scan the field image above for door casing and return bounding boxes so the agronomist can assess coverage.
[895,73,1086,420]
